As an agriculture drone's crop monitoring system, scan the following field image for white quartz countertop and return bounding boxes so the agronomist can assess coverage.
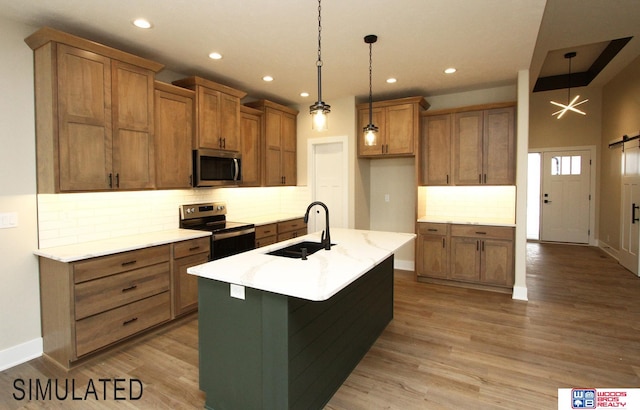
[188,228,415,301]
[34,229,212,262]
[417,216,516,227]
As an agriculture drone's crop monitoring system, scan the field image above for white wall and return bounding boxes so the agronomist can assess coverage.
[0,17,42,370]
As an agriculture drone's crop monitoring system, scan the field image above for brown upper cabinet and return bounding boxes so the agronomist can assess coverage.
[239,105,263,187]
[154,81,194,189]
[420,103,516,186]
[244,100,298,186]
[26,27,164,193]
[357,96,429,158]
[172,76,247,152]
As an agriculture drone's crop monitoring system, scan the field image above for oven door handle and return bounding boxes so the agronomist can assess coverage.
[213,227,255,241]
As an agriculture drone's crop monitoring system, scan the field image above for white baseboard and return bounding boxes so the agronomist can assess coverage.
[597,240,619,261]
[394,259,414,272]
[0,338,43,371]
[512,286,528,301]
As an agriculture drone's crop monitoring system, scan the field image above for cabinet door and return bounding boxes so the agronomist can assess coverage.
[357,107,385,157]
[481,239,514,287]
[453,110,483,185]
[219,93,240,151]
[154,88,193,189]
[483,107,515,185]
[450,236,480,282]
[281,111,297,185]
[264,108,283,185]
[386,103,414,155]
[112,61,155,189]
[173,252,209,317]
[418,234,449,279]
[422,114,452,185]
[57,44,112,191]
[240,111,261,186]
[197,87,221,149]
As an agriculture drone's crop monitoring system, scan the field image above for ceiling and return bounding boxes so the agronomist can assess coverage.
[1,0,639,107]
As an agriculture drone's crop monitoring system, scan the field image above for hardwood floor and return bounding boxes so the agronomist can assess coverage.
[2,242,639,409]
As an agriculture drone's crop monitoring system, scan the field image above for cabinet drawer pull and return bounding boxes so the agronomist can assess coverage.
[122,317,138,326]
[188,246,201,251]
[263,230,272,234]
[121,260,137,267]
[427,228,438,232]
[475,231,487,235]
[121,285,138,292]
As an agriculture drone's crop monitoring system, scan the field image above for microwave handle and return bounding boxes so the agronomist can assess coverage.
[233,158,240,181]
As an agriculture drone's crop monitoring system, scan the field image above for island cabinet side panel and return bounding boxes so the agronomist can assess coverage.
[288,255,394,409]
[197,277,290,410]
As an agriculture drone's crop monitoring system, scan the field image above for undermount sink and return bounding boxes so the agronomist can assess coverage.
[266,241,335,259]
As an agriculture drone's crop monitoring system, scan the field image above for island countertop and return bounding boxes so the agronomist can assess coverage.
[188,228,415,301]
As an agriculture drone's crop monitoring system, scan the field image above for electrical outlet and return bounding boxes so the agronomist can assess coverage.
[384,194,390,202]
[230,284,245,300]
[0,212,18,229]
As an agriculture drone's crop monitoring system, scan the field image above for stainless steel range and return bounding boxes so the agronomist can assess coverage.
[179,202,255,260]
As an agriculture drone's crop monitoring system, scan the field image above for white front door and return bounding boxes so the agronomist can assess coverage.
[620,141,640,275]
[308,137,348,234]
[540,150,591,243]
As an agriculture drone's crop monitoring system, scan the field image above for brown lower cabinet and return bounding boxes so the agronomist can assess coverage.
[417,222,514,292]
[255,217,308,248]
[38,237,210,369]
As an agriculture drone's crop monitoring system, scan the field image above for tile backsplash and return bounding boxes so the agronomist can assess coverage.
[420,185,516,225]
[37,186,310,248]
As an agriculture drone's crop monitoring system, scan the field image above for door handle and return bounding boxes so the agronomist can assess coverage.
[544,199,552,203]
[633,203,639,224]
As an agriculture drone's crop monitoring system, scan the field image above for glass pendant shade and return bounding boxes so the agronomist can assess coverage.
[310,101,330,132]
[363,124,378,146]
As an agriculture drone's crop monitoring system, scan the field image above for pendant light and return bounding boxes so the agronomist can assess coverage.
[363,34,378,146]
[550,51,588,119]
[310,0,330,131]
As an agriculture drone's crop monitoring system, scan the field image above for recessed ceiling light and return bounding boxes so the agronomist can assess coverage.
[208,52,222,60]
[132,19,152,29]
[444,67,457,74]
[262,75,274,82]
[386,78,397,84]
[300,92,310,97]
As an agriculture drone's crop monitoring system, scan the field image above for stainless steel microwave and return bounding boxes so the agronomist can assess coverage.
[193,149,242,187]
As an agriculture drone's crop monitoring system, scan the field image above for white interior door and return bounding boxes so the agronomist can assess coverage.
[308,137,348,234]
[540,150,591,243]
[619,141,640,275]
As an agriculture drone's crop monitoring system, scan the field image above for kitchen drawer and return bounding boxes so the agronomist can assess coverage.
[256,235,277,248]
[74,262,170,320]
[74,245,170,283]
[75,291,171,357]
[255,223,277,240]
[450,225,514,240]
[277,218,306,234]
[277,227,307,242]
[418,222,449,235]
[174,237,210,259]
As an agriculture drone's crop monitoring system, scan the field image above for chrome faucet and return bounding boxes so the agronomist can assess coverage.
[304,201,331,250]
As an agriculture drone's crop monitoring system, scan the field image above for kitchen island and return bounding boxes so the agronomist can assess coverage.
[188,228,415,410]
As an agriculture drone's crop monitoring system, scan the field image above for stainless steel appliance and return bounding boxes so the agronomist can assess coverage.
[179,202,255,260]
[193,149,242,187]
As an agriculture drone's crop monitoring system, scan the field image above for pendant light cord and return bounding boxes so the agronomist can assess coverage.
[567,55,572,103]
[368,41,373,124]
[316,0,323,102]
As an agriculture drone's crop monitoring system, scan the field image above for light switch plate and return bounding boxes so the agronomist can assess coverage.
[0,212,18,229]
[230,284,245,300]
